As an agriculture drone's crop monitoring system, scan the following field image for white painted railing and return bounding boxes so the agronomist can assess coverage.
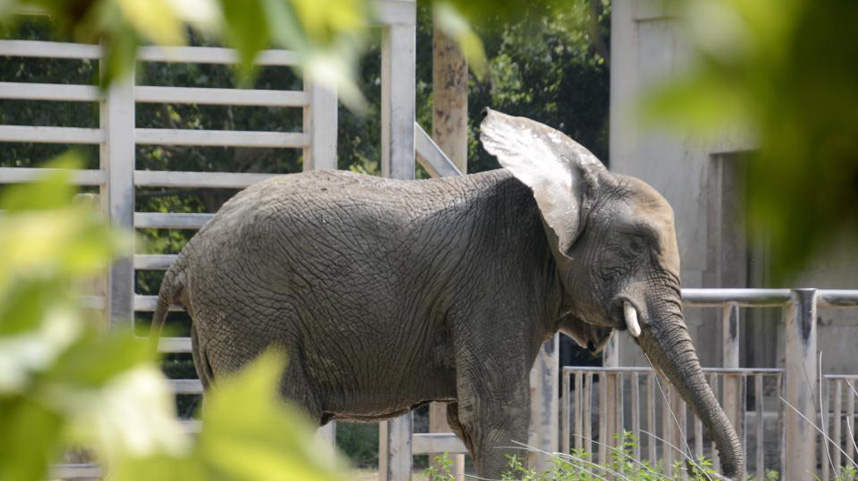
[564,288,858,481]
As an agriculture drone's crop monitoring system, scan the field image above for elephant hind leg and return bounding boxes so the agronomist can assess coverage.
[191,323,215,391]
[446,402,475,456]
[277,347,325,425]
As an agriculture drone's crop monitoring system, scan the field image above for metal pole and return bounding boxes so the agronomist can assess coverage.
[784,289,818,481]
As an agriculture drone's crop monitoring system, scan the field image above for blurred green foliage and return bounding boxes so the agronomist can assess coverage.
[643,0,858,281]
[0,162,343,481]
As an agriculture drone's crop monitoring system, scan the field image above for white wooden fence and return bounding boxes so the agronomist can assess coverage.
[563,289,858,480]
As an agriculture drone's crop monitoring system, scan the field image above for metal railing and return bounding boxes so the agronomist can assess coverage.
[563,288,858,480]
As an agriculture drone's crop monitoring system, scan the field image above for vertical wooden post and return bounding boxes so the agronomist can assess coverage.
[529,335,559,472]
[721,303,743,450]
[100,61,135,329]
[784,289,818,481]
[602,333,619,457]
[303,81,338,171]
[380,413,413,481]
[429,25,468,481]
[304,77,339,443]
[379,4,416,480]
[431,27,468,173]
[381,17,416,180]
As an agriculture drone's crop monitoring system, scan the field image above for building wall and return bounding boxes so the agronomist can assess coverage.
[608,0,858,373]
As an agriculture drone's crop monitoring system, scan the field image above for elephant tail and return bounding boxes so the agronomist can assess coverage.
[150,262,186,346]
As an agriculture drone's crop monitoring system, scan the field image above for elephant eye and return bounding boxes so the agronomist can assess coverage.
[627,235,646,256]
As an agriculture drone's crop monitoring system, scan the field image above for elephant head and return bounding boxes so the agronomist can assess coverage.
[480,109,744,480]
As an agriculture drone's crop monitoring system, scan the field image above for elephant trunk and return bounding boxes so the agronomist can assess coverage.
[637,304,745,480]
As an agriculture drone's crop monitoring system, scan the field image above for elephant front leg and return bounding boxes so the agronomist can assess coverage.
[455,380,531,479]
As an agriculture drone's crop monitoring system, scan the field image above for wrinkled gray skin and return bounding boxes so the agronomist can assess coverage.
[152,110,744,480]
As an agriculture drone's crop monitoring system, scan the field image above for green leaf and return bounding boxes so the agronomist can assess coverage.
[42,329,154,390]
[0,397,63,481]
[199,349,344,481]
[114,0,185,46]
[218,0,270,84]
[0,152,81,212]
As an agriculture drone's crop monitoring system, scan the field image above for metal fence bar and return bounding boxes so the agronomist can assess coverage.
[848,380,856,469]
[584,372,593,457]
[755,374,764,480]
[631,372,641,460]
[562,367,571,454]
[661,381,673,477]
[784,289,818,480]
[647,372,656,466]
[574,371,583,451]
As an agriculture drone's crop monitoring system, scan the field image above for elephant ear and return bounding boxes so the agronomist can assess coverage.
[479,108,608,254]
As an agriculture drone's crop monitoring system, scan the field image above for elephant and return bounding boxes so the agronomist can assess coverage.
[151,109,744,480]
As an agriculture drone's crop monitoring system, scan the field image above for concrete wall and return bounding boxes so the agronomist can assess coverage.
[609,0,858,373]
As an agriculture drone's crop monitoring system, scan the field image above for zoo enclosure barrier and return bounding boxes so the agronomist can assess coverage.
[563,288,858,481]
[4,16,857,481]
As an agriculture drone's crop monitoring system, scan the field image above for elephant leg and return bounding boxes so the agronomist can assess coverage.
[456,377,531,478]
[446,402,474,455]
[277,348,325,424]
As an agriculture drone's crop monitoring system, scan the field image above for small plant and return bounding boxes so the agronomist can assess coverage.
[424,453,456,481]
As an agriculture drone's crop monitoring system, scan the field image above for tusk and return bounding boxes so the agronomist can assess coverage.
[624,301,641,338]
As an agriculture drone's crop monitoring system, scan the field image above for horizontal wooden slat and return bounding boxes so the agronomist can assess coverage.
[138,46,300,66]
[134,212,213,229]
[374,0,416,25]
[0,167,105,185]
[81,295,106,310]
[135,86,308,107]
[0,40,101,59]
[412,433,468,455]
[50,464,102,479]
[135,170,276,188]
[0,82,100,101]
[135,295,182,312]
[158,336,192,353]
[0,125,104,144]
[182,420,202,433]
[170,379,203,394]
[135,254,177,270]
[135,128,307,148]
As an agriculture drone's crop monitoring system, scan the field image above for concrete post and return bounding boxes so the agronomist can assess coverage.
[100,60,135,329]
[529,335,559,471]
[380,413,413,481]
[784,289,818,481]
